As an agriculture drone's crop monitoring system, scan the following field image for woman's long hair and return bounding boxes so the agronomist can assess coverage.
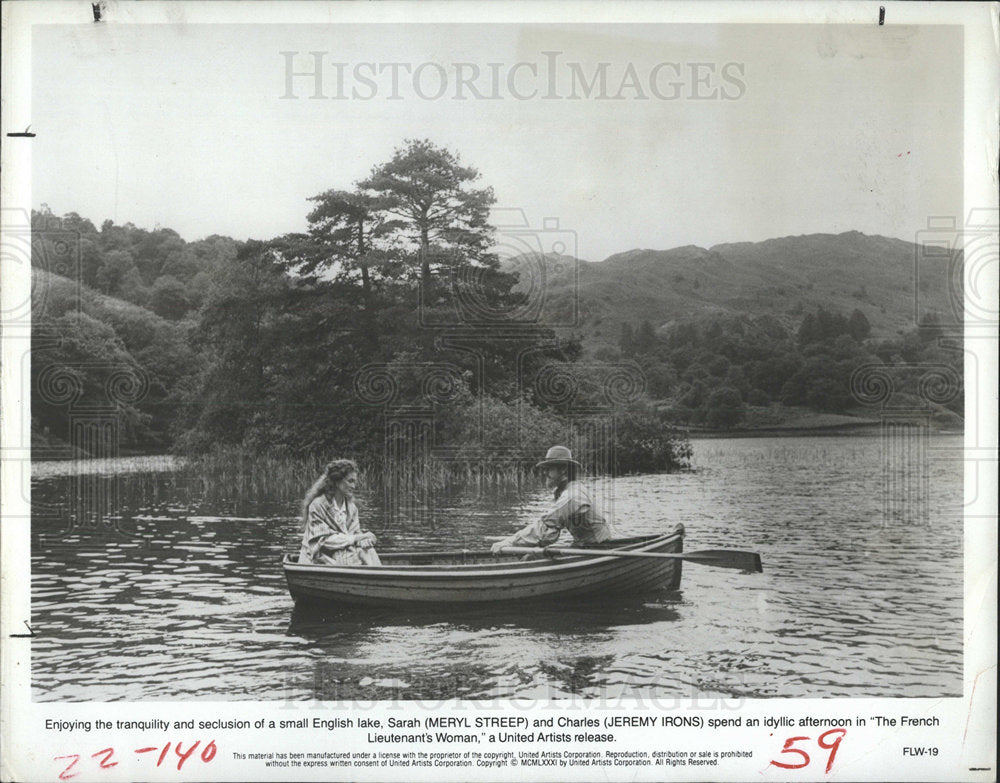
[301,459,358,527]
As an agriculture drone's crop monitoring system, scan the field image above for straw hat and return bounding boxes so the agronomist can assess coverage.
[535,445,582,470]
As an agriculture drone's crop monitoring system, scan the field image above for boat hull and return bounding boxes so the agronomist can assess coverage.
[283,526,684,608]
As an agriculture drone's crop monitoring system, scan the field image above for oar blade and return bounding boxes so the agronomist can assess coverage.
[684,549,763,573]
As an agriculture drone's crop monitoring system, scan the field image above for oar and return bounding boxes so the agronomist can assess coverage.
[498,546,763,573]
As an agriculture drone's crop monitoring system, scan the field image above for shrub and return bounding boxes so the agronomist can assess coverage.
[704,386,744,429]
[746,388,770,407]
[613,406,691,474]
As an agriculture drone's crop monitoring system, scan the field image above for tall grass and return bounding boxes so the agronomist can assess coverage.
[185,448,331,509]
[185,447,540,505]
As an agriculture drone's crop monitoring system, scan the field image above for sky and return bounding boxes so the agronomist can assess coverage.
[31,21,963,262]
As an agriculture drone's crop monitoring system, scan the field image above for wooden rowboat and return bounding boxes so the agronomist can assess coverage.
[282,524,685,608]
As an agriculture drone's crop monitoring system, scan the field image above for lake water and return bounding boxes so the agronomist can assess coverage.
[30,435,964,702]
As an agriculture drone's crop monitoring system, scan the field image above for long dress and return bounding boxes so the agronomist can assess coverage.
[298,494,381,566]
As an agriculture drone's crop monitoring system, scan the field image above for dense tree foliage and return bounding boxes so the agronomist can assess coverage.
[617,307,962,429]
[29,140,962,462]
[358,139,497,284]
[32,205,237,319]
[31,142,692,472]
[30,268,196,452]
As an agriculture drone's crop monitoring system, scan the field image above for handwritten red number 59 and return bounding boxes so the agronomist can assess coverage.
[770,729,847,774]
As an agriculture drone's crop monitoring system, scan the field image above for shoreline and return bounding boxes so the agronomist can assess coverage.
[682,419,963,439]
[682,421,885,439]
[30,425,967,470]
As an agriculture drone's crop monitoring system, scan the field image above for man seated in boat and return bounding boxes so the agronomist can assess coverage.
[491,446,615,555]
[298,459,381,566]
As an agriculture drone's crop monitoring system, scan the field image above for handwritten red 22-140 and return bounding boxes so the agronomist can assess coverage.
[54,739,217,779]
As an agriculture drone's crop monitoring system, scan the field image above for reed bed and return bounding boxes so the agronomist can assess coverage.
[182,447,541,507]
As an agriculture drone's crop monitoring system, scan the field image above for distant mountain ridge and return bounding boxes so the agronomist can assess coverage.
[502,231,955,347]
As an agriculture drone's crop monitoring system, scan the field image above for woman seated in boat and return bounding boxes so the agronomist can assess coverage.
[298,459,381,566]
[491,446,615,555]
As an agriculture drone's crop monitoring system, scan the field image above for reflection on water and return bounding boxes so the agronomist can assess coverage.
[30,435,963,701]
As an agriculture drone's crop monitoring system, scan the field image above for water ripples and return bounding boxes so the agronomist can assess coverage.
[30,435,963,701]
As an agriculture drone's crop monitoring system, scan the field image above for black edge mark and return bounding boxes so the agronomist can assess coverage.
[92,3,102,22]
[878,6,885,25]
[7,126,36,138]
[10,621,34,638]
